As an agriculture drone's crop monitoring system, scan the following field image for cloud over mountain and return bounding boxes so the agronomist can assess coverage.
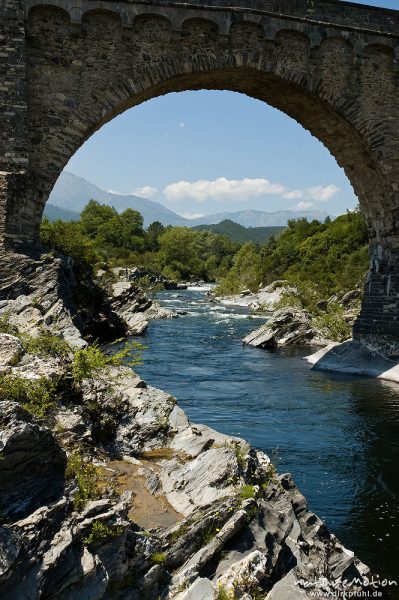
[163,177,340,205]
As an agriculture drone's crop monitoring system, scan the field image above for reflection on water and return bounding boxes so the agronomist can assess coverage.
[134,289,399,593]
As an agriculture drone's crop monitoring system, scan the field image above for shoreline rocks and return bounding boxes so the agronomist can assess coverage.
[243,308,330,349]
[0,252,374,598]
[216,281,289,311]
[109,280,177,336]
[0,324,371,599]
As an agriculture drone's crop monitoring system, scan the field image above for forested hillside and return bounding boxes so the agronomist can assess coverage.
[193,219,285,244]
[40,200,369,301]
[41,200,239,282]
[216,212,369,298]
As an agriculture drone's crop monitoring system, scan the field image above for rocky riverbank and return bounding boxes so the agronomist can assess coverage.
[215,281,288,312]
[0,251,372,599]
[237,285,362,350]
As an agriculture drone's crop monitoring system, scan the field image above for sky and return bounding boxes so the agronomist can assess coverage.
[65,0,397,219]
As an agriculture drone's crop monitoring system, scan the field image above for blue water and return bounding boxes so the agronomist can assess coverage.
[134,288,399,590]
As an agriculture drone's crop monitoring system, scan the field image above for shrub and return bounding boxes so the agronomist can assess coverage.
[72,340,144,384]
[313,303,352,342]
[239,484,256,501]
[274,281,321,313]
[21,329,72,359]
[65,450,100,510]
[0,374,57,418]
[216,584,232,600]
[40,217,100,270]
[234,442,247,471]
[150,552,167,564]
[83,520,124,545]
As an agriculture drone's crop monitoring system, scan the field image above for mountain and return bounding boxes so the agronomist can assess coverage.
[48,172,188,227]
[188,209,332,227]
[49,172,334,229]
[44,204,81,222]
[193,220,285,244]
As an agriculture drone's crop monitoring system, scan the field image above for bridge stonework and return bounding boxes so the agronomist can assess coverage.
[0,0,399,343]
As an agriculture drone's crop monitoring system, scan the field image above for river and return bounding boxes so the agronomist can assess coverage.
[134,287,399,593]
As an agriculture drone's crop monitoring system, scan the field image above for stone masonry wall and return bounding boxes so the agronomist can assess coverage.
[1,0,399,340]
[0,0,30,246]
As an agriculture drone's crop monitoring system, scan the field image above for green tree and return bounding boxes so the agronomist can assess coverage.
[80,200,118,238]
[147,221,165,251]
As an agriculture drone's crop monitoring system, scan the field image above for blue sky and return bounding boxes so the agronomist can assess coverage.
[66,0,397,219]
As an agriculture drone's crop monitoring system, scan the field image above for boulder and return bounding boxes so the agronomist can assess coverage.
[174,577,215,600]
[0,334,23,367]
[0,402,67,520]
[243,309,327,348]
[159,447,240,516]
[216,550,267,597]
[123,312,149,335]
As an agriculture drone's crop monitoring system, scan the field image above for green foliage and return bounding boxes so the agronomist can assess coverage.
[150,552,167,564]
[216,584,233,600]
[134,275,164,298]
[217,211,368,299]
[40,217,99,269]
[42,201,239,283]
[239,484,256,501]
[80,200,118,238]
[83,520,124,545]
[158,226,238,281]
[41,201,368,298]
[147,221,165,251]
[260,212,368,295]
[22,329,71,359]
[0,374,57,418]
[215,242,263,295]
[72,340,144,383]
[65,450,100,510]
[313,303,352,342]
[81,200,145,252]
[233,442,247,471]
[194,220,285,245]
[275,281,321,313]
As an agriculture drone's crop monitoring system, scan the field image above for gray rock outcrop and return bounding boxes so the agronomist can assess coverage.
[0,358,371,600]
[0,253,371,599]
[0,402,67,520]
[109,281,176,335]
[243,308,329,348]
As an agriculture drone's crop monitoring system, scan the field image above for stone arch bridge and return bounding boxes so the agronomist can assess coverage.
[1,0,399,342]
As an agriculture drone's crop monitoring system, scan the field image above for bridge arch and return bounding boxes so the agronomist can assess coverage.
[1,0,399,342]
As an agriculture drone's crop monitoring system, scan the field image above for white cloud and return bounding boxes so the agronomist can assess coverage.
[132,186,157,198]
[295,201,314,210]
[283,190,304,200]
[307,184,340,203]
[180,212,205,219]
[180,121,185,128]
[108,189,122,195]
[164,177,287,203]
[163,177,341,205]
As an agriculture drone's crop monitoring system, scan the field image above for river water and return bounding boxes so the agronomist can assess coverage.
[134,287,399,592]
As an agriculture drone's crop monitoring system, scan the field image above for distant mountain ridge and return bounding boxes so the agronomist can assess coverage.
[44,204,80,222]
[188,209,332,227]
[47,172,334,228]
[48,172,188,227]
[193,220,285,244]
